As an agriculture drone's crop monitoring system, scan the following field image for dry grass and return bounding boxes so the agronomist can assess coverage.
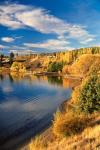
[28,136,47,150]
[47,123,100,150]
[52,111,90,138]
[25,113,100,150]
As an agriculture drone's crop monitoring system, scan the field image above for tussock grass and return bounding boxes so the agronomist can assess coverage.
[28,136,47,150]
[52,111,90,138]
[23,113,100,150]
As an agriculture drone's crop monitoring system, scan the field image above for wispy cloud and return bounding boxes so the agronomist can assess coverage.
[0,44,9,49]
[10,45,28,50]
[1,37,15,42]
[24,39,73,50]
[0,3,28,29]
[0,3,95,46]
[10,49,35,55]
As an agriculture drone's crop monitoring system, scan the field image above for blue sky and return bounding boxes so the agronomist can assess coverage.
[0,0,100,54]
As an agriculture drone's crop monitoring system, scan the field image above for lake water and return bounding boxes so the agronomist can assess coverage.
[0,73,74,150]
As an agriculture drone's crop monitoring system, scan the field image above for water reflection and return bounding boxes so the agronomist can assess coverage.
[0,74,4,81]
[8,74,14,83]
[48,76,62,85]
[0,73,80,88]
[0,73,80,150]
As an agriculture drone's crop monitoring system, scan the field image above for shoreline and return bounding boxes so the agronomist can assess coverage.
[20,124,53,150]
[20,98,71,150]
[0,69,83,80]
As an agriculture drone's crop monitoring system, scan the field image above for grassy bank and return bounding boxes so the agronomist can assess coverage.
[24,113,100,150]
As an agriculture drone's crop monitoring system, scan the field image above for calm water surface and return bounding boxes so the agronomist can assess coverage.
[0,74,72,150]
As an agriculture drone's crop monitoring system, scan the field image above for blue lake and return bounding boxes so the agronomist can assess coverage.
[0,74,73,150]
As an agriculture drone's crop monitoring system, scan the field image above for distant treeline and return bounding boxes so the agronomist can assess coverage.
[54,47,100,64]
[39,47,100,64]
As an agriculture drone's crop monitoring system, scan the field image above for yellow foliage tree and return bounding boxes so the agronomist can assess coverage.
[10,62,26,73]
[69,54,100,76]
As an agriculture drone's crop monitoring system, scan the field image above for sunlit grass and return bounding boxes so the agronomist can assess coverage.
[25,113,100,150]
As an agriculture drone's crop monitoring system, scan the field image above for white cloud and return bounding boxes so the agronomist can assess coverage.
[0,3,95,45]
[0,44,9,49]
[24,39,74,51]
[80,38,95,44]
[1,37,15,42]
[10,49,36,55]
[16,9,70,35]
[0,44,5,49]
[0,3,28,29]
[10,45,27,50]
[68,25,95,44]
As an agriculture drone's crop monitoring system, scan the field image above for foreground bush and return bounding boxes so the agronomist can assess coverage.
[52,111,90,138]
[78,74,100,114]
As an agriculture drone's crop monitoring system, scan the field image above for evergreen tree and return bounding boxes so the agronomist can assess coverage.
[9,52,14,65]
[79,74,100,113]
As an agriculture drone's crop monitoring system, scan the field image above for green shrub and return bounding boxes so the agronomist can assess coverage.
[47,62,63,72]
[78,74,100,113]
